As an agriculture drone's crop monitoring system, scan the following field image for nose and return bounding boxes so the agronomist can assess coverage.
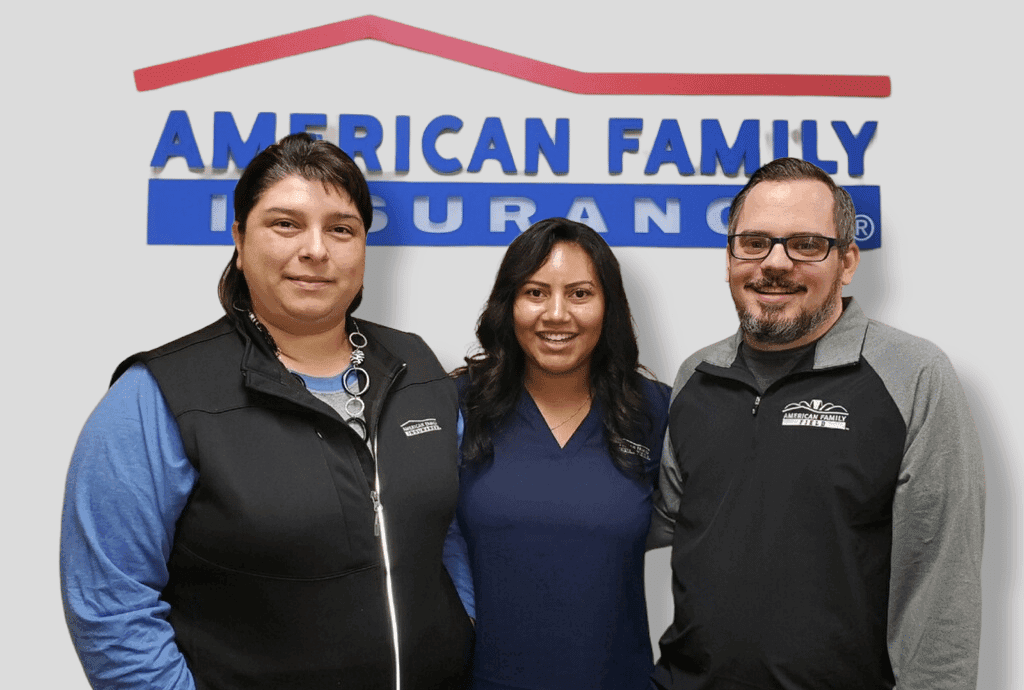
[543,293,570,323]
[300,228,329,262]
[759,241,794,272]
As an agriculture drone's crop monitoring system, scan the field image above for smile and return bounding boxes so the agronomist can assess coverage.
[287,277,335,292]
[749,279,804,296]
[538,332,578,342]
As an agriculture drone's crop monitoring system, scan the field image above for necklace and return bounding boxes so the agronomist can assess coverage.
[248,311,370,439]
[547,395,591,432]
[341,328,369,440]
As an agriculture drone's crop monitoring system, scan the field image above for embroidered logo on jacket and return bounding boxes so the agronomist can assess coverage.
[401,418,442,437]
[781,399,849,430]
[615,439,651,460]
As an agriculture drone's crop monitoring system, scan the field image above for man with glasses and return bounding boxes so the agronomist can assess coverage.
[649,158,984,690]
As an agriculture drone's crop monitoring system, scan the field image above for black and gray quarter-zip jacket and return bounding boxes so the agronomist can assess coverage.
[113,314,473,690]
[650,298,984,690]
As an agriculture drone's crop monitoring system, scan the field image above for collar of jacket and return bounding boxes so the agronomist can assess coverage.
[699,297,870,373]
[235,312,407,432]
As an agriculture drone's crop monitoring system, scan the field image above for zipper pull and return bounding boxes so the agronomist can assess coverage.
[752,395,762,416]
[371,490,382,536]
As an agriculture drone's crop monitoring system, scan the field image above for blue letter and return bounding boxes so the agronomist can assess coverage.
[212,112,276,169]
[701,119,760,175]
[800,121,837,174]
[468,118,517,173]
[644,119,695,175]
[773,120,789,160]
[525,118,569,174]
[395,116,411,173]
[422,115,464,175]
[608,118,642,174]
[340,115,384,172]
[290,113,327,139]
[151,110,204,169]
[832,121,877,176]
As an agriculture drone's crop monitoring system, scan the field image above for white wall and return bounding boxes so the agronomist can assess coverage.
[5,1,1018,687]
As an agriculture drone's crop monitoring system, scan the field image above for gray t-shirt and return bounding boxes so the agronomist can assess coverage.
[295,370,367,433]
[738,340,816,393]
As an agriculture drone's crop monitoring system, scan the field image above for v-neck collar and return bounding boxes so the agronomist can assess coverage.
[517,388,602,455]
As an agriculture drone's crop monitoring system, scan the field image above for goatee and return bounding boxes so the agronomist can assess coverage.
[737,276,841,346]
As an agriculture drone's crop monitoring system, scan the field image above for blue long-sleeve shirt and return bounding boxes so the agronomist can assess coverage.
[443,413,476,618]
[61,364,197,689]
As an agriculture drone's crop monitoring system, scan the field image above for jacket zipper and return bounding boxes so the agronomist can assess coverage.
[370,440,400,690]
[752,394,762,416]
[367,362,406,690]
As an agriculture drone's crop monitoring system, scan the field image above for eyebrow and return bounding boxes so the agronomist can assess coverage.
[735,230,831,237]
[260,208,365,226]
[522,279,598,289]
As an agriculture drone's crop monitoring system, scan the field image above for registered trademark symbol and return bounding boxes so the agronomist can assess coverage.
[855,214,875,242]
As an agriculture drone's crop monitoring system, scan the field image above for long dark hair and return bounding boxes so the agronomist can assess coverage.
[456,218,653,479]
[218,132,373,317]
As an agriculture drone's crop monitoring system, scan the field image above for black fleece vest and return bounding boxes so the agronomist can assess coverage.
[114,317,472,690]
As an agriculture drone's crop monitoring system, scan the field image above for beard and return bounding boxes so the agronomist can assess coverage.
[737,274,842,346]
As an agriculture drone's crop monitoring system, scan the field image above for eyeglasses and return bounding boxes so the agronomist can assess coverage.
[727,233,843,262]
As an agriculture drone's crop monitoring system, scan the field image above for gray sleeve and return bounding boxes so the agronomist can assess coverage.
[884,349,985,690]
[647,426,678,550]
[648,355,702,550]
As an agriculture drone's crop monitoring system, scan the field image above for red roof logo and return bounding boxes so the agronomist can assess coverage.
[135,15,890,97]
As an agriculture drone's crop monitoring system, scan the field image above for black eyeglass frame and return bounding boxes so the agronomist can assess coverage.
[726,233,845,263]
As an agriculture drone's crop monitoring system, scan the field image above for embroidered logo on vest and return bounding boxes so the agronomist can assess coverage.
[401,418,442,437]
[616,439,651,460]
[781,399,849,430]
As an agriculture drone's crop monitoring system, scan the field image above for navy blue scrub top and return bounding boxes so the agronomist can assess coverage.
[457,379,669,690]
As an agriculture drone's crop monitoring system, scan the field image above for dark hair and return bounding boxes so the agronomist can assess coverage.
[728,157,856,246]
[218,132,373,316]
[456,218,653,479]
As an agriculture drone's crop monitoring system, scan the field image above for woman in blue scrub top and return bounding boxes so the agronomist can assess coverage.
[447,218,670,690]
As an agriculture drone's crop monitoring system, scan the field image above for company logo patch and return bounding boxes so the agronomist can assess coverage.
[616,439,652,461]
[401,418,442,437]
[781,399,850,430]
